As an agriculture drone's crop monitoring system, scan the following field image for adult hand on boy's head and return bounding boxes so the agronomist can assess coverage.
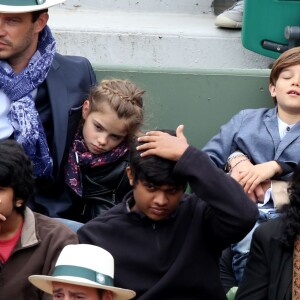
[137,124,189,161]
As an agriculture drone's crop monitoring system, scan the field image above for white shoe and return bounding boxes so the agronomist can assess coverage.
[215,0,244,29]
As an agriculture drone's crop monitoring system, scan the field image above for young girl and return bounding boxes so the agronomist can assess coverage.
[65,79,145,223]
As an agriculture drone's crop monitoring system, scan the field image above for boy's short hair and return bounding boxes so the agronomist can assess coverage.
[129,130,188,188]
[270,46,300,86]
[0,140,35,212]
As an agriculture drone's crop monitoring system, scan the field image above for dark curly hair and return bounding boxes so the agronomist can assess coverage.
[0,140,35,213]
[280,161,300,248]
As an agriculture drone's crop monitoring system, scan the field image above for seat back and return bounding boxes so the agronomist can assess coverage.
[242,0,300,58]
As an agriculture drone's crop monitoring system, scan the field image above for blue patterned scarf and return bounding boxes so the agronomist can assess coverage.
[0,26,56,178]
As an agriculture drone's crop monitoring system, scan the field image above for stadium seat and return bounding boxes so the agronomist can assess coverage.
[242,0,300,58]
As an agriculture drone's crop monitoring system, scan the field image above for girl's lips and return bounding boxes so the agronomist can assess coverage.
[90,144,105,153]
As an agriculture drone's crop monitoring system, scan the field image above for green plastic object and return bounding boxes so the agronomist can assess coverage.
[0,0,42,5]
[226,286,238,300]
[93,66,271,149]
[242,0,300,59]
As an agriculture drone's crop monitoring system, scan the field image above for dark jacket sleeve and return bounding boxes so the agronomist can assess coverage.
[174,146,258,247]
[220,247,238,293]
[235,223,270,300]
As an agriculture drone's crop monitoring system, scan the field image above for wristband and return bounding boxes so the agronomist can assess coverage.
[228,158,249,175]
[225,152,247,172]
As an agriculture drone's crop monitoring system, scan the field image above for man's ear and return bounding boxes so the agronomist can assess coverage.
[126,166,134,186]
[34,12,49,34]
[102,290,113,300]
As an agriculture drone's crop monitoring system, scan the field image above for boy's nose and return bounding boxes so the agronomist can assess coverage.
[292,76,300,86]
[153,192,168,206]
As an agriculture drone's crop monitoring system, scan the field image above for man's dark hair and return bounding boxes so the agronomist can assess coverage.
[129,130,188,188]
[280,161,300,248]
[32,9,48,22]
[97,289,104,298]
[0,140,35,213]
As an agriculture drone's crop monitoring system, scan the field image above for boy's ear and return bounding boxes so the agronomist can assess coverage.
[15,198,24,208]
[269,83,276,97]
[126,166,135,186]
[82,100,90,120]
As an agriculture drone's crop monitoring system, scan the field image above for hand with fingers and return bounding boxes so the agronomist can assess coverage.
[137,124,189,161]
[237,161,281,191]
[229,159,276,203]
[234,161,281,203]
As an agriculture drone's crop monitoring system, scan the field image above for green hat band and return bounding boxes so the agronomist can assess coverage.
[0,0,46,6]
[52,265,114,287]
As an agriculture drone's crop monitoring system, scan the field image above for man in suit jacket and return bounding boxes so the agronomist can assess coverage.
[233,162,300,300]
[234,217,293,300]
[0,0,97,218]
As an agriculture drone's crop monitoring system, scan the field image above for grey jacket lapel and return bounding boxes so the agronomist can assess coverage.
[276,122,300,158]
[264,108,281,154]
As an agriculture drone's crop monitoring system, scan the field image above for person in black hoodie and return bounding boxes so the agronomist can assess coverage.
[78,125,258,300]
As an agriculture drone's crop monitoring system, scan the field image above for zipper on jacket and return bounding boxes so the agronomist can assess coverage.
[81,204,86,216]
[75,151,83,187]
[152,223,161,252]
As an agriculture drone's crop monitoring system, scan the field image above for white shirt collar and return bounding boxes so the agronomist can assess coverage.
[277,116,295,140]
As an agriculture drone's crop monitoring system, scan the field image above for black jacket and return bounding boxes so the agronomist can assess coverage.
[235,218,293,300]
[68,154,132,223]
[78,146,258,299]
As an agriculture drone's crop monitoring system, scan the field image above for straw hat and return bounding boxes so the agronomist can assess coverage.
[0,0,65,13]
[29,244,136,300]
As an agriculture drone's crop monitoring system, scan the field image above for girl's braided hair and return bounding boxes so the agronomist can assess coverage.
[88,79,145,137]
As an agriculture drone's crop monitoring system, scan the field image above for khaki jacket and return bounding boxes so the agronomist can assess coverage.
[0,208,78,299]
